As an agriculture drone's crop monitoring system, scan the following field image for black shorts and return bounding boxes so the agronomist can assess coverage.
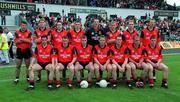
[38,62,51,70]
[16,48,32,59]
[59,61,71,69]
[79,62,89,68]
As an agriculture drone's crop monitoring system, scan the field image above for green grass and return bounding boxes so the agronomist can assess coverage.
[0,54,180,102]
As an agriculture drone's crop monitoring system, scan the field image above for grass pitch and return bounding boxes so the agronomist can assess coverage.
[0,54,180,102]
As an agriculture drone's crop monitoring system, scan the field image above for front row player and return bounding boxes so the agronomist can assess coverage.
[74,35,94,86]
[128,35,150,87]
[53,36,77,88]
[26,35,54,91]
[145,35,169,88]
[110,34,132,88]
[93,35,111,83]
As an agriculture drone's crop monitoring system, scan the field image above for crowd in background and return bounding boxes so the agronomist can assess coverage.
[5,0,178,10]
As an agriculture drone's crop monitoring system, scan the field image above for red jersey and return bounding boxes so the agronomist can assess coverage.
[123,29,138,46]
[55,44,76,62]
[75,45,93,62]
[93,45,110,65]
[34,28,51,44]
[69,29,84,46]
[33,44,53,63]
[14,29,32,49]
[111,45,128,63]
[145,45,163,62]
[141,27,160,46]
[128,44,145,62]
[51,29,68,48]
[107,30,121,47]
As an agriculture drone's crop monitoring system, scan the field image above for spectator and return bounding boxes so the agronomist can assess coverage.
[0,26,9,64]
[3,27,14,60]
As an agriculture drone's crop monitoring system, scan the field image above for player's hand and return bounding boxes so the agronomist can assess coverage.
[67,62,73,68]
[118,65,124,72]
[136,63,141,68]
[28,64,33,70]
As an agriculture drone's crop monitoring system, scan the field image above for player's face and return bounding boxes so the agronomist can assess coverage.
[74,23,81,30]
[150,38,156,46]
[39,22,46,28]
[99,37,106,45]
[62,38,69,46]
[128,22,134,29]
[149,20,155,27]
[81,38,87,45]
[133,37,140,45]
[56,23,63,30]
[93,20,99,27]
[115,37,122,45]
[21,23,27,31]
[41,37,48,44]
[110,23,117,31]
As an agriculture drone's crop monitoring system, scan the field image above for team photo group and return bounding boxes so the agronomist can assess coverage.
[11,18,169,91]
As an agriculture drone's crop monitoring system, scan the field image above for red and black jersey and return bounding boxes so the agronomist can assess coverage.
[128,44,145,62]
[69,29,85,46]
[111,45,128,63]
[14,29,32,49]
[93,45,110,65]
[75,44,93,62]
[33,44,53,63]
[106,30,121,47]
[54,44,76,62]
[123,29,138,46]
[141,27,160,46]
[34,28,51,44]
[145,45,163,62]
[51,29,68,48]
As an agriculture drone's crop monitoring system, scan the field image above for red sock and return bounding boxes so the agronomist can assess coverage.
[67,79,73,84]
[133,75,138,82]
[126,80,131,85]
[29,80,34,86]
[48,80,53,85]
[96,77,101,82]
[56,80,61,85]
[77,80,81,85]
[149,79,154,84]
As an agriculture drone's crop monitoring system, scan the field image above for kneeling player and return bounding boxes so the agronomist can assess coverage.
[93,35,112,83]
[111,35,131,88]
[27,35,54,91]
[128,35,149,87]
[145,35,168,88]
[74,35,94,86]
[53,36,77,88]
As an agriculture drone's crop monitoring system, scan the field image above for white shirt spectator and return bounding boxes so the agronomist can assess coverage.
[6,32,14,42]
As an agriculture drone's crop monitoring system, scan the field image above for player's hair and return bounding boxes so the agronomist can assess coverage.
[41,35,48,40]
[21,20,27,25]
[99,35,106,39]
[150,35,156,40]
[127,20,134,25]
[133,34,140,40]
[81,35,87,39]
[115,34,123,39]
[62,35,69,39]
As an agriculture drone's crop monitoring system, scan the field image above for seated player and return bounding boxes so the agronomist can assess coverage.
[128,35,149,87]
[74,35,94,86]
[53,36,77,88]
[145,35,168,88]
[110,34,132,88]
[26,35,54,91]
[93,35,112,83]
